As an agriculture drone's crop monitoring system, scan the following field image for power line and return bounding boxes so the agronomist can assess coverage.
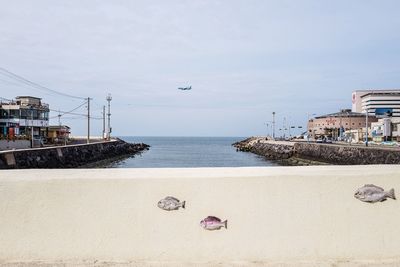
[50,115,103,120]
[49,101,88,116]
[0,96,13,102]
[48,101,104,121]
[0,77,27,87]
[0,67,86,100]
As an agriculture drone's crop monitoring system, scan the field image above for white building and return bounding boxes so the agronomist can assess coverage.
[370,117,400,142]
[352,89,400,116]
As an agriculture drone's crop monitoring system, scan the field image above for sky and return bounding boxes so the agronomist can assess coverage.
[0,0,399,137]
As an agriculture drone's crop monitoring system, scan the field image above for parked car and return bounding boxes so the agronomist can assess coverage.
[316,137,333,144]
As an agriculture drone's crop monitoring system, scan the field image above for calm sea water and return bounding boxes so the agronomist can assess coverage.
[109,136,277,168]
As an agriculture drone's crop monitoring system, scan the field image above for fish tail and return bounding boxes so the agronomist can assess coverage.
[181,201,186,209]
[223,220,228,229]
[388,188,396,200]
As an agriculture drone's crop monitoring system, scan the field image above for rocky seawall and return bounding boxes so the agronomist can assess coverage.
[0,139,149,169]
[294,142,400,165]
[234,137,295,160]
[233,137,400,165]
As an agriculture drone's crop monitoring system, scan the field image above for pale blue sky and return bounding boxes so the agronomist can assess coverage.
[1,0,399,136]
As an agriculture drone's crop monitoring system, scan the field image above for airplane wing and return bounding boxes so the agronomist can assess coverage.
[178,86,191,90]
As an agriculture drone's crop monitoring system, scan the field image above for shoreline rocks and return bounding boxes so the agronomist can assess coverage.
[233,137,400,165]
[0,139,150,169]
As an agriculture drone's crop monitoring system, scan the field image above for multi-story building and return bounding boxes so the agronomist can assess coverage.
[351,89,400,141]
[352,89,400,116]
[0,96,49,141]
[307,109,378,140]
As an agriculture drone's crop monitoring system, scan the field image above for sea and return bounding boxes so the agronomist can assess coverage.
[108,136,277,168]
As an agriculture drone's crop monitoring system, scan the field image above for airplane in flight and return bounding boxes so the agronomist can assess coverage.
[178,86,192,91]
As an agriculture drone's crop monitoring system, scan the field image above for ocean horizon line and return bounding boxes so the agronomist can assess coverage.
[118,135,249,138]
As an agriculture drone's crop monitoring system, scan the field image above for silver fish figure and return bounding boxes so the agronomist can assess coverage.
[157,196,186,211]
[200,216,227,230]
[354,184,396,203]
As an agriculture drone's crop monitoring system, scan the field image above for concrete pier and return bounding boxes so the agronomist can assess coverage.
[1,166,400,266]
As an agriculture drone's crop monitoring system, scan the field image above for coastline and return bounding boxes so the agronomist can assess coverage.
[0,139,149,169]
[233,137,400,165]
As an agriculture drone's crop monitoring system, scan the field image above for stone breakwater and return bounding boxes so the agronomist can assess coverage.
[0,139,150,169]
[234,137,295,160]
[295,142,400,165]
[233,137,400,165]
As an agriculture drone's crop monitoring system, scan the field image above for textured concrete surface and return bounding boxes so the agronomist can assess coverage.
[1,166,400,266]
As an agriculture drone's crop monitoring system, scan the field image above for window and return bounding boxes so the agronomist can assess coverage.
[0,109,8,119]
[20,109,29,119]
[9,110,19,119]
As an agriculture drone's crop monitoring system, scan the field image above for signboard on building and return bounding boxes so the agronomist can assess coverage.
[375,108,393,118]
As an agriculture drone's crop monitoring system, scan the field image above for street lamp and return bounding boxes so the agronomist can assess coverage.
[349,112,352,145]
[272,112,276,139]
[365,108,369,147]
[264,122,274,137]
[283,117,286,139]
[30,107,34,148]
[344,110,352,146]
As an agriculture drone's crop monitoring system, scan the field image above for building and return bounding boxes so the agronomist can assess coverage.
[352,89,400,116]
[370,117,400,142]
[307,109,378,140]
[0,96,49,145]
[47,125,71,144]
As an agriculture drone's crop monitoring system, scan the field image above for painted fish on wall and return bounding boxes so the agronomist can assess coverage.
[200,216,227,230]
[354,184,396,203]
[157,196,186,211]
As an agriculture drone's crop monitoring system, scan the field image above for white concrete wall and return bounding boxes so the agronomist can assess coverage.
[1,166,400,266]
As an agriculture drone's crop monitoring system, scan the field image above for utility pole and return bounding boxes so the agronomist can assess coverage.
[365,108,369,147]
[87,97,91,144]
[30,107,34,148]
[102,105,106,139]
[106,94,112,141]
[349,112,352,145]
[58,110,61,126]
[283,116,286,139]
[272,112,276,139]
